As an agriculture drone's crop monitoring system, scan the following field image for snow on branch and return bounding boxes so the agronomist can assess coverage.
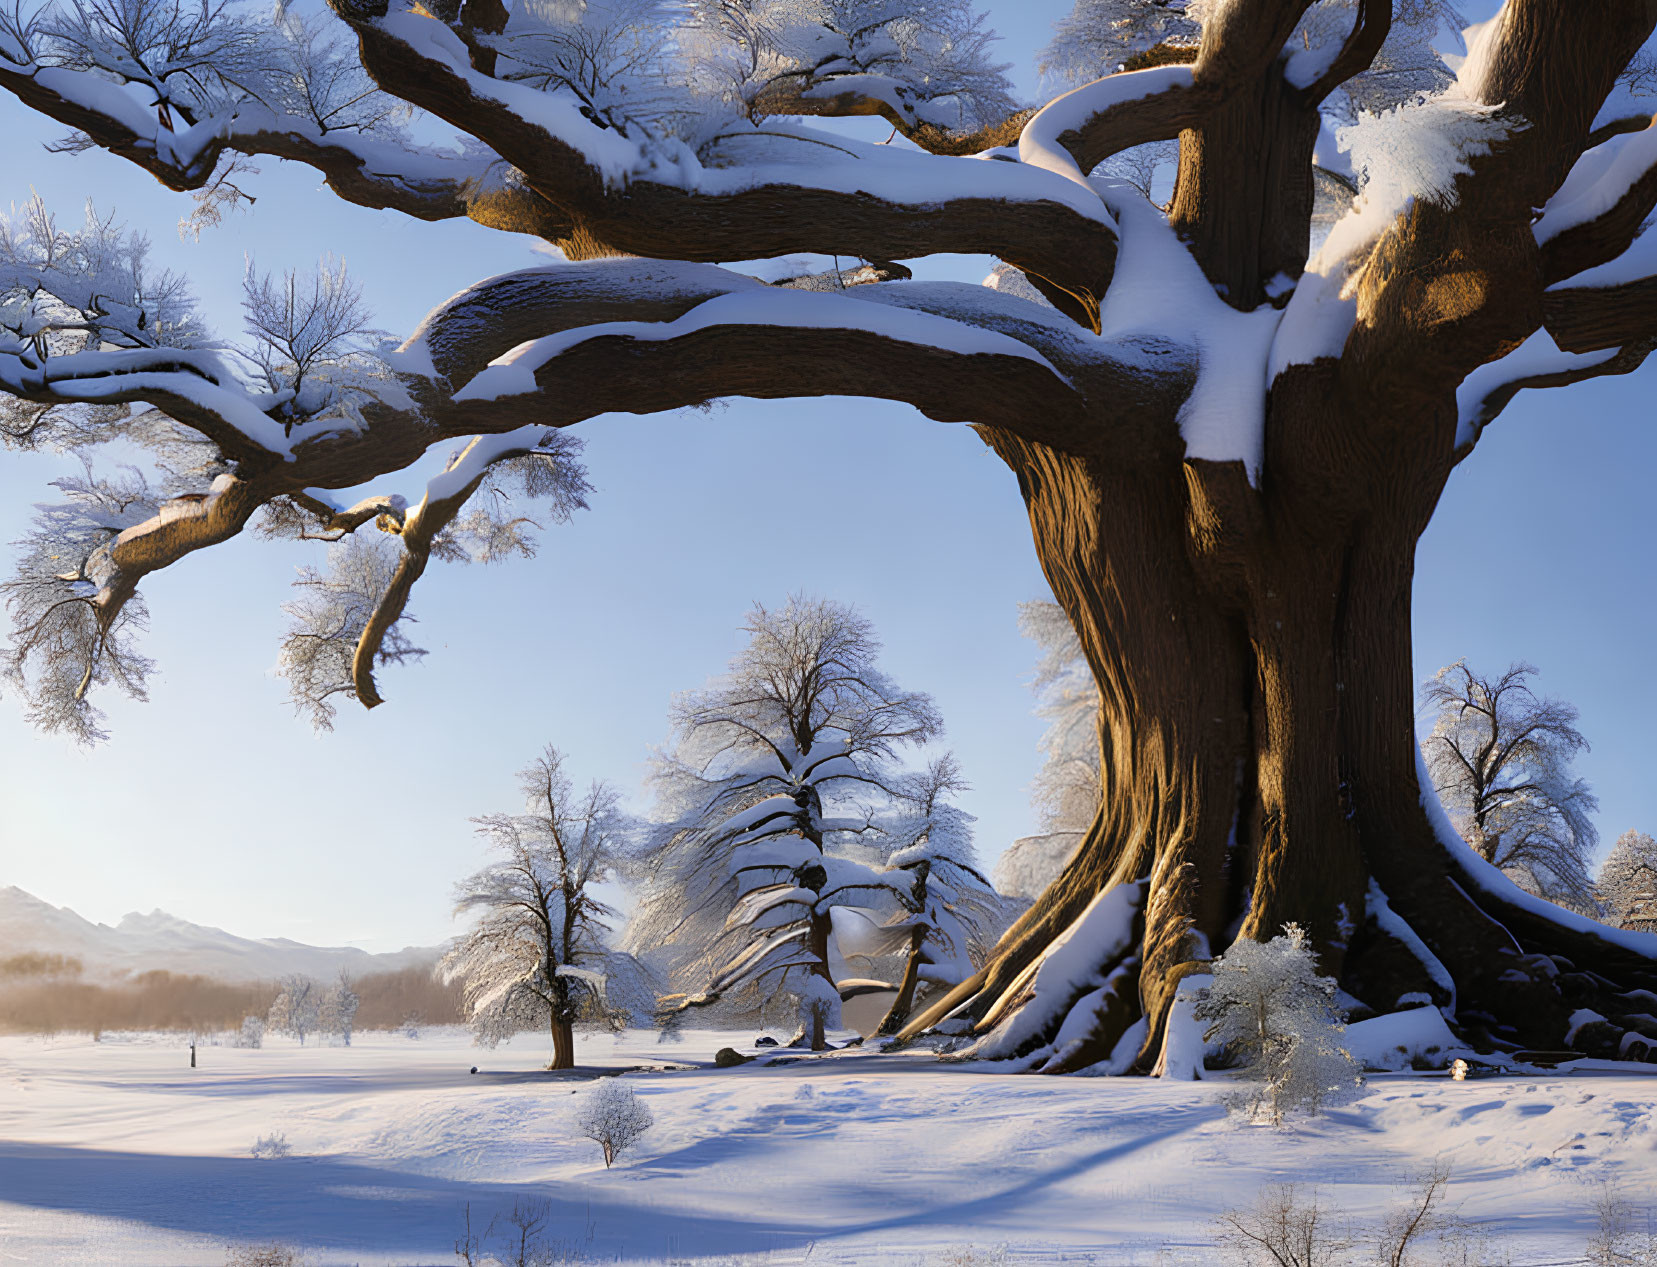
[0,0,544,235]
[336,1,1118,319]
[278,425,590,719]
[454,285,1070,402]
[723,0,1023,154]
[1453,327,1629,454]
[1535,122,1657,284]
[1020,63,1198,187]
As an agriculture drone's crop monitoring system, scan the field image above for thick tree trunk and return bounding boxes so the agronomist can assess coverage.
[549,1008,575,1070]
[809,910,834,1052]
[899,411,1657,1072]
[874,925,929,1038]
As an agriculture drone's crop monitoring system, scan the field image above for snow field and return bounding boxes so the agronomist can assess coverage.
[1,1029,1655,1265]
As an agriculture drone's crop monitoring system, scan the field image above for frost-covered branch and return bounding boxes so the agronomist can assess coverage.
[0,0,568,237]
[278,426,590,718]
[333,0,1120,320]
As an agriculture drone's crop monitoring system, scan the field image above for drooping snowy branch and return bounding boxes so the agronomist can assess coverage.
[277,426,590,719]
[1,462,158,742]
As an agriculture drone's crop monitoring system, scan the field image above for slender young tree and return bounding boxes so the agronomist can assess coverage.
[629,595,939,1050]
[6,0,1657,1070]
[871,754,1007,1035]
[442,745,638,1069]
[1420,660,1599,909]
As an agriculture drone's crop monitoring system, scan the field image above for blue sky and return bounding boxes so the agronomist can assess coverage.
[1,0,1652,953]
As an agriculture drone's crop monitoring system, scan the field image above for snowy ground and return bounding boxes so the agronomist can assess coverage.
[2,1028,1655,1266]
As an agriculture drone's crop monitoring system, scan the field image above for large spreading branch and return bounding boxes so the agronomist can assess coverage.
[0,55,573,238]
[1336,0,1657,425]
[5,256,1121,724]
[333,2,1121,326]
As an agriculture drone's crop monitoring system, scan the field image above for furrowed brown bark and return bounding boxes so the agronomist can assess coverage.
[549,1010,575,1070]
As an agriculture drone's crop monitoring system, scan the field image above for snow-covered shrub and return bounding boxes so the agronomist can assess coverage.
[1193,924,1363,1124]
[574,1079,653,1167]
[928,1246,1009,1267]
[235,1015,264,1049]
[400,1012,422,1040]
[224,1243,307,1267]
[249,1132,292,1159]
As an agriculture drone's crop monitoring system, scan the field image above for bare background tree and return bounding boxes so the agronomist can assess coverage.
[266,974,319,1045]
[1421,660,1598,910]
[993,599,1103,901]
[441,745,642,1069]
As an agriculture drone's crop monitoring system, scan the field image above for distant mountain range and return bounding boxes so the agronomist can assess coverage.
[0,886,442,983]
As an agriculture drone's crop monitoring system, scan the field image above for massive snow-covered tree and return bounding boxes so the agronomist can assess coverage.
[5,0,1657,1070]
[441,745,640,1069]
[1420,660,1598,909]
[627,595,941,1050]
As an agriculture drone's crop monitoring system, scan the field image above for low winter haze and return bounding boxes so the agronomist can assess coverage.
[1,0,1651,956]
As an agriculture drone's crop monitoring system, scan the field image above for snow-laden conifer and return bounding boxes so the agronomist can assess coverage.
[627,594,942,1050]
[1194,924,1363,1124]
[870,754,1007,1034]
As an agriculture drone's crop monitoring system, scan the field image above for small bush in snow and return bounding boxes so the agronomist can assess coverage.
[928,1246,1009,1267]
[1217,1183,1351,1266]
[249,1132,293,1159]
[1216,1164,1501,1267]
[574,1079,653,1167]
[235,1016,264,1049]
[455,1198,594,1266]
[224,1244,306,1267]
[402,1011,423,1040]
[1193,923,1362,1125]
[1586,1180,1657,1267]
